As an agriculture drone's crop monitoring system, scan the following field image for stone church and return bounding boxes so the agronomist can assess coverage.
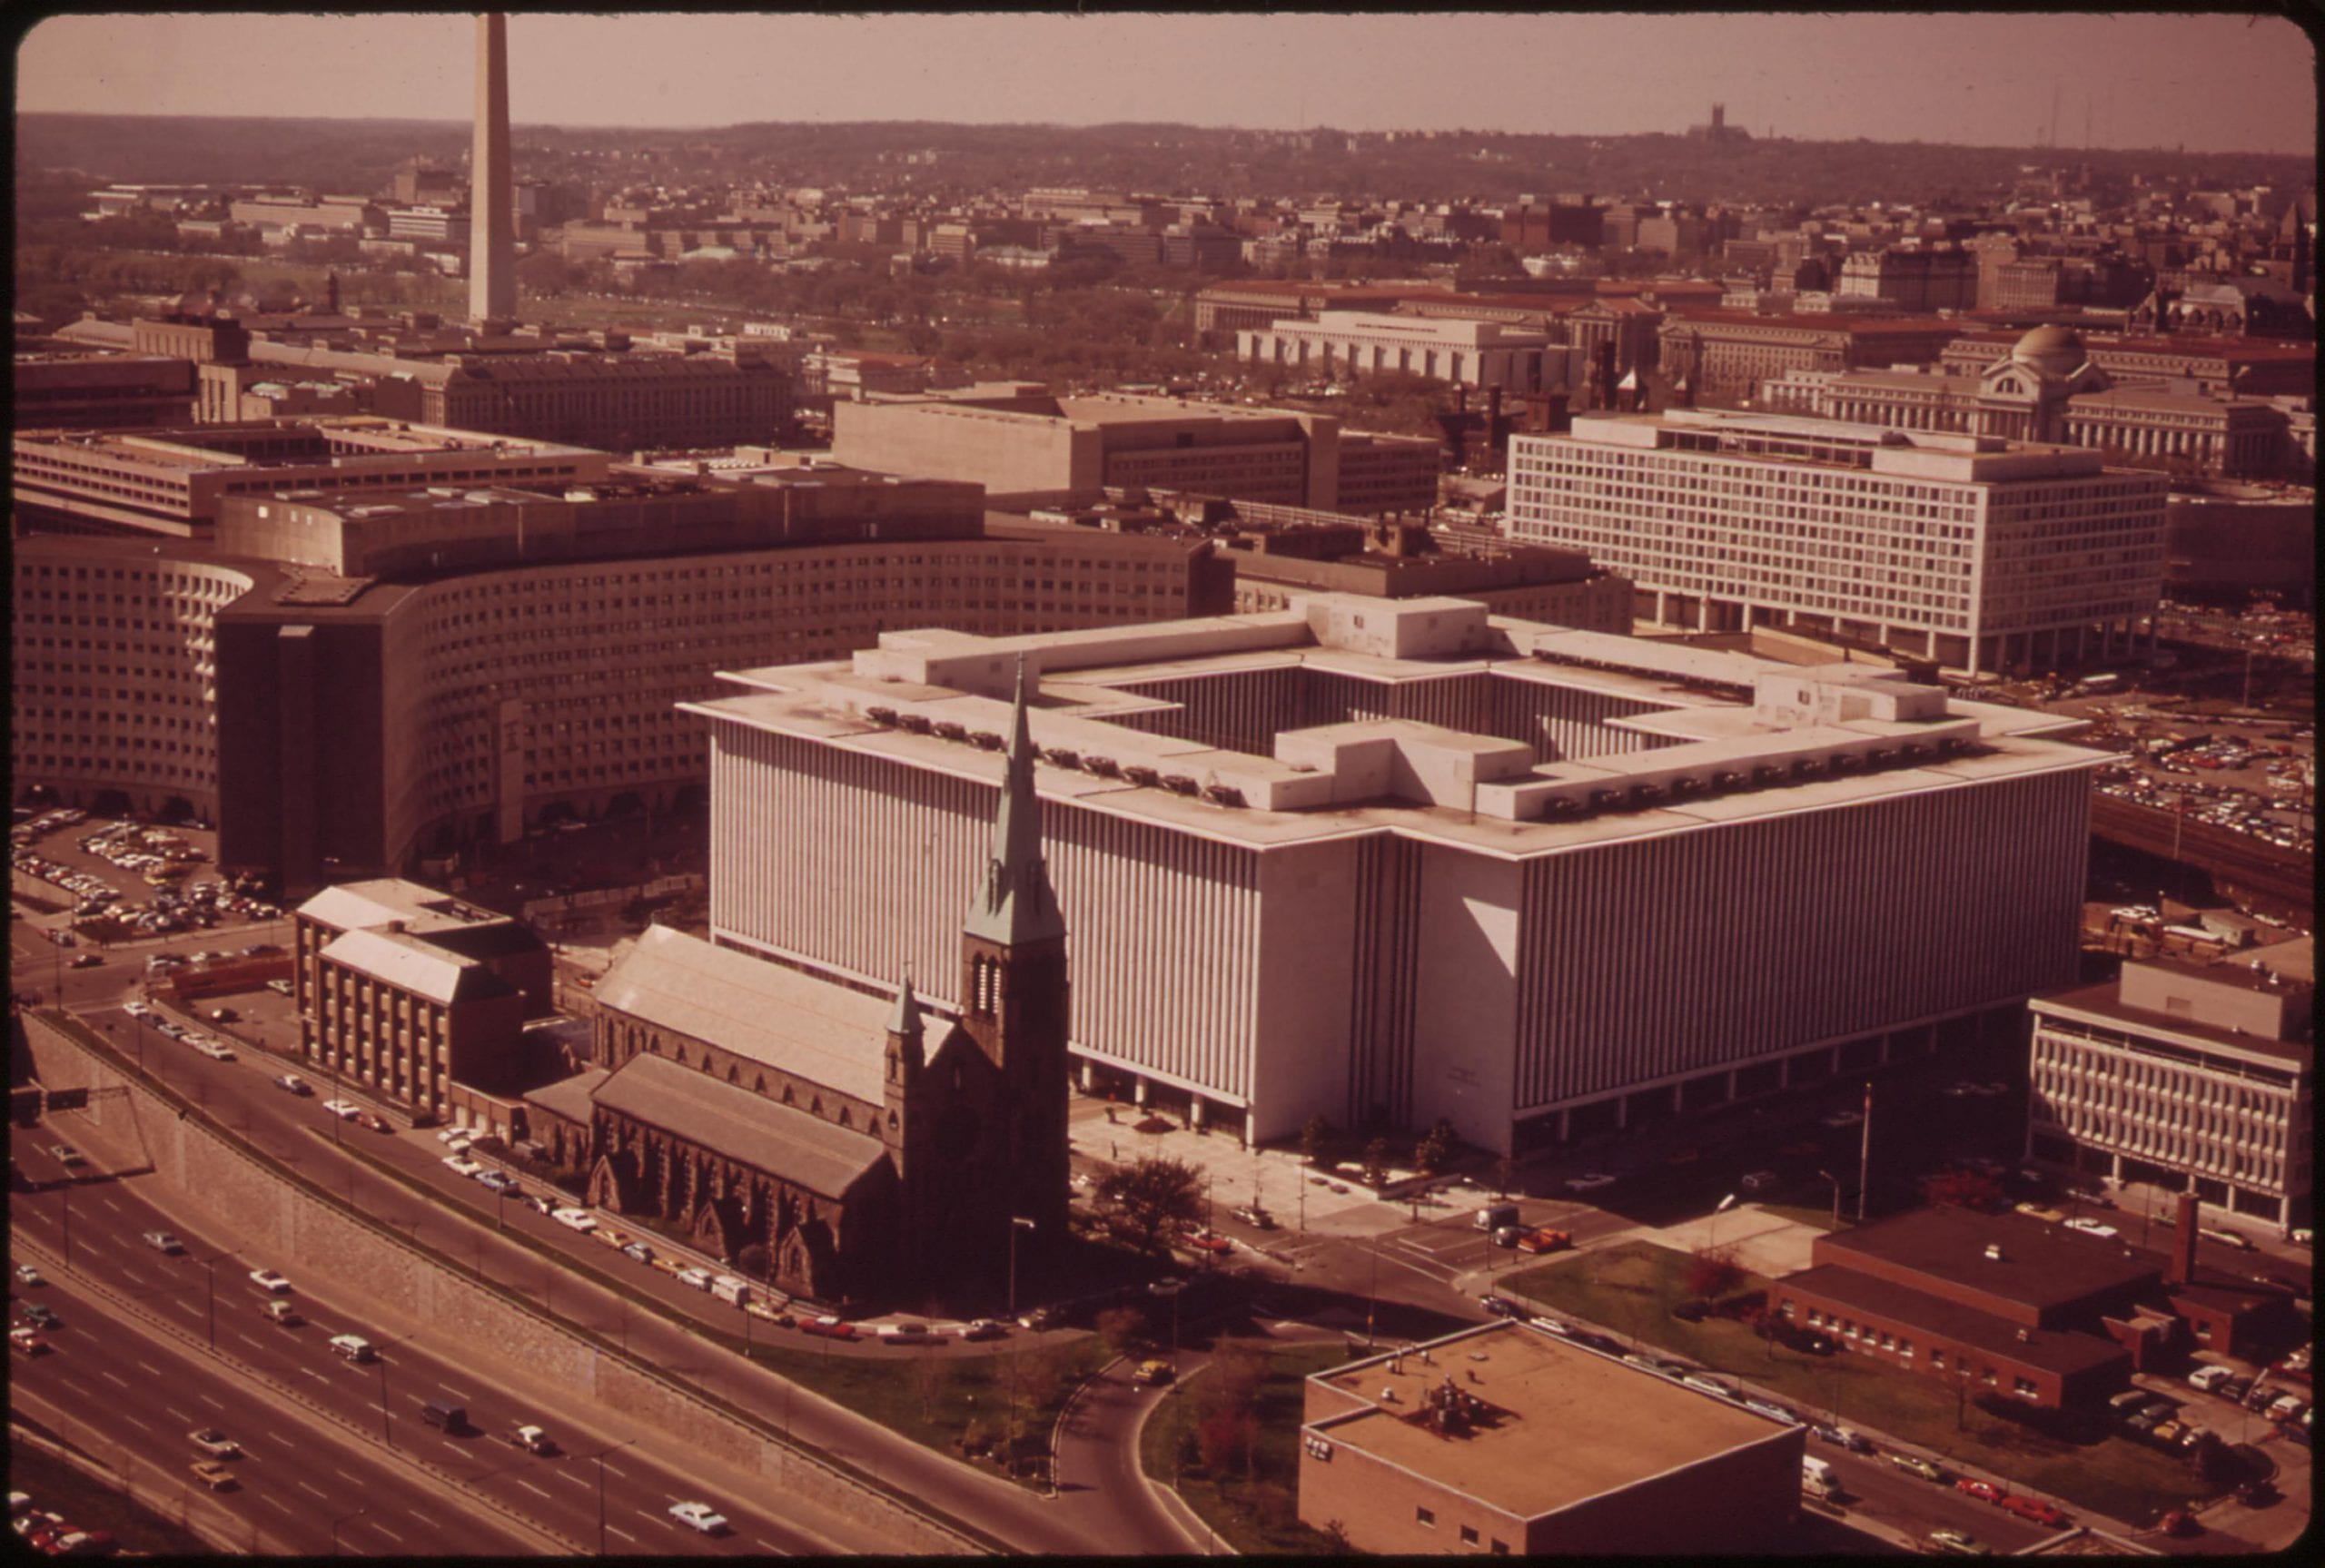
[523,666,1071,1307]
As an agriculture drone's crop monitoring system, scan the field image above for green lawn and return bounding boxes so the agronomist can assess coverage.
[1139,1341,1348,1554]
[1503,1240,2219,1527]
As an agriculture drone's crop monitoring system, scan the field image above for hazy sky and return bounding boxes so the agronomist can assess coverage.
[16,11,2319,155]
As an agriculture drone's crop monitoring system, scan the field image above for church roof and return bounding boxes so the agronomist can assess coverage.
[592,925,887,1105]
[592,1050,888,1199]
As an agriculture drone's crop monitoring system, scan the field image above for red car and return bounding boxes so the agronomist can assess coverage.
[2159,1509,2201,1538]
[1954,1477,2005,1504]
[1999,1494,2067,1527]
[1185,1232,1233,1254]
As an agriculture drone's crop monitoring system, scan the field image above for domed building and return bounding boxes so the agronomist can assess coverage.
[1968,325,2110,442]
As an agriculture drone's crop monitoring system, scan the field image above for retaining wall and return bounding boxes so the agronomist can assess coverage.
[18,1010,979,1554]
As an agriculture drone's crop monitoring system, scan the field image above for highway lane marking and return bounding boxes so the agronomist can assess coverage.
[119,1267,146,1286]
[605,1524,637,1543]
[600,1462,630,1480]
[101,1198,122,1214]
[198,1393,225,1409]
[98,1370,132,1389]
[261,1497,293,1516]
[137,1361,163,1377]
[436,1382,469,1400]
[54,1378,92,1398]
[371,1523,405,1544]
[120,1415,152,1434]
[516,1480,551,1500]
[557,1471,591,1489]
[296,1480,329,1500]
[334,1468,365,1484]
[166,1406,190,1422]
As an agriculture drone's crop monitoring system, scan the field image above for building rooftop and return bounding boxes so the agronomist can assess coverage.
[592,925,889,1106]
[1780,1264,2132,1377]
[320,926,517,1007]
[688,596,2093,857]
[298,878,519,939]
[1307,1322,1794,1521]
[1814,1206,2163,1314]
[592,1050,888,1199]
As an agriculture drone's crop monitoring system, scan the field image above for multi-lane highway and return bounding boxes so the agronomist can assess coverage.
[8,1133,892,1555]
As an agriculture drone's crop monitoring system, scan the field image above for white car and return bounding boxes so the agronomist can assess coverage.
[187,1425,241,1458]
[322,1100,362,1120]
[124,1001,152,1017]
[668,1502,727,1535]
[550,1208,598,1233]
[194,1040,235,1061]
[248,1269,292,1294]
[442,1156,485,1178]
[1564,1172,1617,1192]
[434,1127,469,1144]
[2063,1217,2120,1240]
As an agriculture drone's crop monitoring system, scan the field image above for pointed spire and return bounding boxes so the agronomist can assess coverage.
[964,656,1065,947]
[886,969,923,1040]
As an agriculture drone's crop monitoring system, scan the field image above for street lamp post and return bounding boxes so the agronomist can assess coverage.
[330,1507,367,1557]
[60,1183,73,1273]
[1816,1170,1843,1230]
[1006,1215,1035,1320]
[591,1437,638,1555]
[375,1356,391,1445]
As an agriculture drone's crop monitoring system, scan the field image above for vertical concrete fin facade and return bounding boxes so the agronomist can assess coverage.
[470,13,517,328]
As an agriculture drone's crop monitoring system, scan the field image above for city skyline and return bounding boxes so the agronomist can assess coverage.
[16,10,2319,157]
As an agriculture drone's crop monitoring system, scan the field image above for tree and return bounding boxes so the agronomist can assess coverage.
[1093,1305,1146,1358]
[1684,1247,1745,1300]
[1093,1155,1205,1256]
[1415,1117,1459,1175]
[1299,1115,1334,1169]
[1195,1406,1258,1477]
[1361,1136,1392,1188]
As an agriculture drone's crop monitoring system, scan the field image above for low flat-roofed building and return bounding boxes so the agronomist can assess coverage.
[2029,942,2313,1234]
[1300,1320,1805,1554]
[1771,1205,2223,1407]
[15,350,196,430]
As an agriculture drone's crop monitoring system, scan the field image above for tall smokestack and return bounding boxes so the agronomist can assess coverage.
[2169,1191,2199,1286]
[470,14,517,330]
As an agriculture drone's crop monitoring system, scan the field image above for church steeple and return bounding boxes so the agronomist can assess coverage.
[885,970,924,1070]
[963,656,1065,948]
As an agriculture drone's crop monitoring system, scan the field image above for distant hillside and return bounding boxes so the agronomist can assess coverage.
[15,112,2314,209]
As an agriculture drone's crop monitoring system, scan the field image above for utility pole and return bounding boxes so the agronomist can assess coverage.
[592,1438,637,1555]
[1855,1080,1873,1223]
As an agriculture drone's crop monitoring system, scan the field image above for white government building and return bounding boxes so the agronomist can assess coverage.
[1504,409,2169,677]
[687,596,2101,1155]
[1237,310,1582,393]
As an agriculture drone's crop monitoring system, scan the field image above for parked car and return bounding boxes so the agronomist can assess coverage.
[1925,1528,1992,1556]
[476,1170,519,1194]
[1516,1228,1571,1255]
[1563,1172,1617,1192]
[1998,1494,2067,1527]
[550,1208,597,1233]
[321,1100,361,1120]
[193,1040,234,1061]
[247,1269,291,1295]
[272,1074,313,1097]
[676,1267,715,1291]
[620,1241,656,1266]
[1479,1296,1523,1319]
[2013,1202,2067,1223]
[1740,1169,1782,1193]
[2062,1218,2120,1239]
[1889,1454,1945,1483]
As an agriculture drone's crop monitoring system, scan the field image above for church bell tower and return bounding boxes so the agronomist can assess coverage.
[959,657,1072,1243]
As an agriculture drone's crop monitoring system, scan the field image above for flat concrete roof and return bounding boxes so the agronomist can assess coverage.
[1308,1322,1789,1521]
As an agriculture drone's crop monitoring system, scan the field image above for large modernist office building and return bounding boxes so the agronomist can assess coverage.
[1505,409,2168,676]
[11,463,1230,894]
[688,595,2100,1153]
[831,388,1441,517]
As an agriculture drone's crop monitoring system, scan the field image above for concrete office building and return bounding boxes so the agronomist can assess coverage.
[12,468,1229,892]
[1656,312,1963,406]
[1505,409,2169,676]
[11,418,613,539]
[2028,942,2313,1233]
[832,389,1440,516]
[686,597,2097,1154]
[15,350,196,430]
[1299,1322,1804,1555]
[1236,311,1577,393]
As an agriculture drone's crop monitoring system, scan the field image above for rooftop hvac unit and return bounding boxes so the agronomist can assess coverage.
[931,721,967,742]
